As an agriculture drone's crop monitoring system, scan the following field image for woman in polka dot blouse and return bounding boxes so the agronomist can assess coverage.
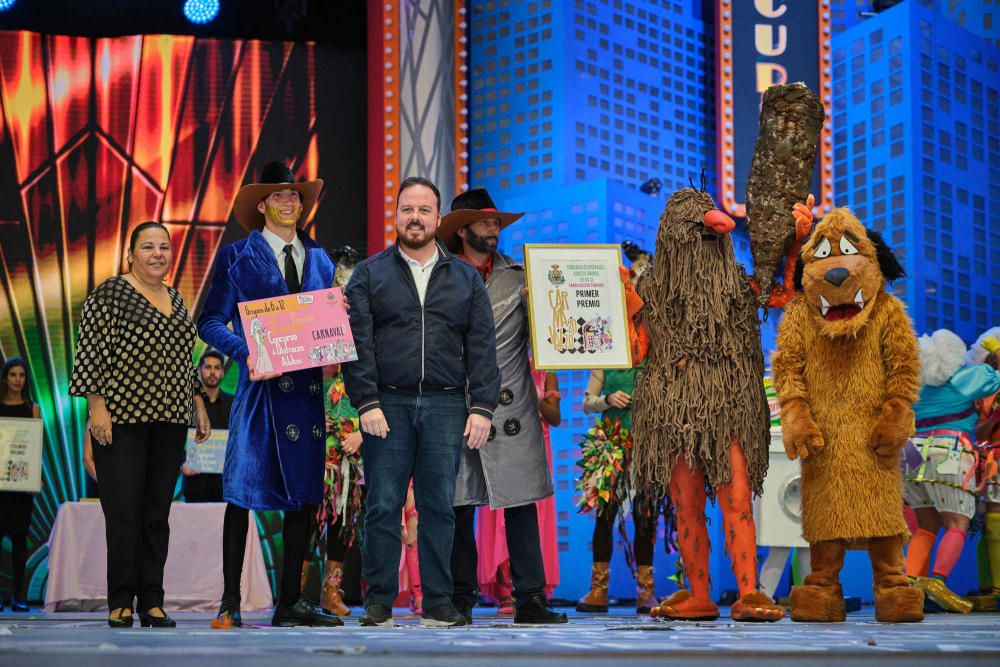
[70,221,211,628]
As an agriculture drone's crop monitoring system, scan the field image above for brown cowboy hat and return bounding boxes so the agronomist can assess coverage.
[232,161,323,231]
[438,188,524,252]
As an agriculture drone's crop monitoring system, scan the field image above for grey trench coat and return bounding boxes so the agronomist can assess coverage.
[453,254,555,509]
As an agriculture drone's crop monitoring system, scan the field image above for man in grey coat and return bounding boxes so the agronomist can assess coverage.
[438,188,567,625]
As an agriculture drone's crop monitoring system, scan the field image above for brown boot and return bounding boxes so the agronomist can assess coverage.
[576,562,610,612]
[791,539,847,623]
[320,561,350,617]
[635,565,657,614]
[869,536,923,623]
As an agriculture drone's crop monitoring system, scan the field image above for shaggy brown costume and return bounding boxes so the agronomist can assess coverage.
[633,188,769,493]
[772,208,923,623]
[636,187,810,622]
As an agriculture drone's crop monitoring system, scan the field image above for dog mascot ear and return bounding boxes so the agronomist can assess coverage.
[866,229,905,283]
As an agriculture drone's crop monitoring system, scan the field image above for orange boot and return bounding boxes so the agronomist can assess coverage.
[635,566,658,615]
[320,561,350,617]
[576,562,610,612]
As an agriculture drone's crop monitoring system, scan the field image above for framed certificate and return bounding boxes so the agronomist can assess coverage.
[183,429,228,475]
[0,417,44,493]
[523,244,633,370]
[238,287,358,375]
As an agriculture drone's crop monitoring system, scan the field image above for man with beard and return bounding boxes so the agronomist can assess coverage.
[437,188,567,625]
[343,177,499,627]
[182,350,234,502]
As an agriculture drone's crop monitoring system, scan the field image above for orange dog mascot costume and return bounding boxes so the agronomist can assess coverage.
[772,208,924,623]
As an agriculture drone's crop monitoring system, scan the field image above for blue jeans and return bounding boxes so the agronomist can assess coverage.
[361,392,467,610]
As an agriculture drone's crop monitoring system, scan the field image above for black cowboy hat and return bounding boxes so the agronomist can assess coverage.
[438,188,524,252]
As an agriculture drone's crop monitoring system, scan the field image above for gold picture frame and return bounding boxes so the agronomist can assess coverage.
[523,244,633,370]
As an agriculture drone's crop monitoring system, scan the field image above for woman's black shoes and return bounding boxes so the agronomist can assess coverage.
[107,609,134,628]
[138,608,176,628]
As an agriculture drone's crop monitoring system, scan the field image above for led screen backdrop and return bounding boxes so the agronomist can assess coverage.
[0,30,366,600]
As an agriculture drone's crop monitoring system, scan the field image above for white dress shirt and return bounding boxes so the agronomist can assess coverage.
[400,248,440,305]
[261,227,306,280]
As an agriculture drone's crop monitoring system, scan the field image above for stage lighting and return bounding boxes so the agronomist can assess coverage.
[184,0,220,25]
[0,0,16,12]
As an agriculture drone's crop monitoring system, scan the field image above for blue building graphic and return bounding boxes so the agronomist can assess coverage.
[831,0,1000,341]
[830,1,1000,46]
[470,0,713,196]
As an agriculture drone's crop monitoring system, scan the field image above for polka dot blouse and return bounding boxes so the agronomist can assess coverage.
[69,276,198,425]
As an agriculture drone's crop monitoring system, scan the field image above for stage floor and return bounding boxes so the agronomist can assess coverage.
[1,606,998,666]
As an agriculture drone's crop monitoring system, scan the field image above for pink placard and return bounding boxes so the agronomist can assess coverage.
[238,288,357,374]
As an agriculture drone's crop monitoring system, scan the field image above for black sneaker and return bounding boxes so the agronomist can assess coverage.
[514,595,568,624]
[271,598,344,627]
[420,602,468,627]
[453,599,474,626]
[213,596,243,628]
[359,603,394,627]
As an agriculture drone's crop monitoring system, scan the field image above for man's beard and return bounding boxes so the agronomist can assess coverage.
[398,222,434,249]
[464,226,498,254]
[201,376,221,389]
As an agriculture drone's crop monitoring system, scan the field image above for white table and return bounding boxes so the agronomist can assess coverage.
[45,501,272,612]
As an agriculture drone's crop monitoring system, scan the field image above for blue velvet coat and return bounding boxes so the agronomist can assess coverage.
[198,230,335,511]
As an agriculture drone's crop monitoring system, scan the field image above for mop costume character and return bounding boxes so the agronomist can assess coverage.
[772,208,924,623]
[902,329,1000,612]
[633,187,812,622]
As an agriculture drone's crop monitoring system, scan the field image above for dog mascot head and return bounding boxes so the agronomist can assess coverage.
[793,208,904,338]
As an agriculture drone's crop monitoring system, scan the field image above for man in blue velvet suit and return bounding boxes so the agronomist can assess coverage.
[199,161,341,628]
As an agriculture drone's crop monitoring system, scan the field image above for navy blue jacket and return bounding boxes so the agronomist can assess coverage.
[343,241,500,420]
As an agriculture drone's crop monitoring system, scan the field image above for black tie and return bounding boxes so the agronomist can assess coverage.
[283,244,300,293]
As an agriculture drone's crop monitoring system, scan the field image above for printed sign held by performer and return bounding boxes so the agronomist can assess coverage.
[238,287,357,375]
[0,417,44,493]
[183,429,228,475]
[524,244,631,370]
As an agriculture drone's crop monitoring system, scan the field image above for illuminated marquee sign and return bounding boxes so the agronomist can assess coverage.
[716,0,834,219]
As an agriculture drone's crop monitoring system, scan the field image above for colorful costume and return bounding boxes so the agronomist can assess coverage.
[314,365,364,616]
[773,208,924,623]
[969,330,1000,606]
[902,329,1000,612]
[634,187,808,622]
[576,361,667,614]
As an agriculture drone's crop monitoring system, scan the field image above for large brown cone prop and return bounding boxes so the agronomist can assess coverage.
[745,82,825,308]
